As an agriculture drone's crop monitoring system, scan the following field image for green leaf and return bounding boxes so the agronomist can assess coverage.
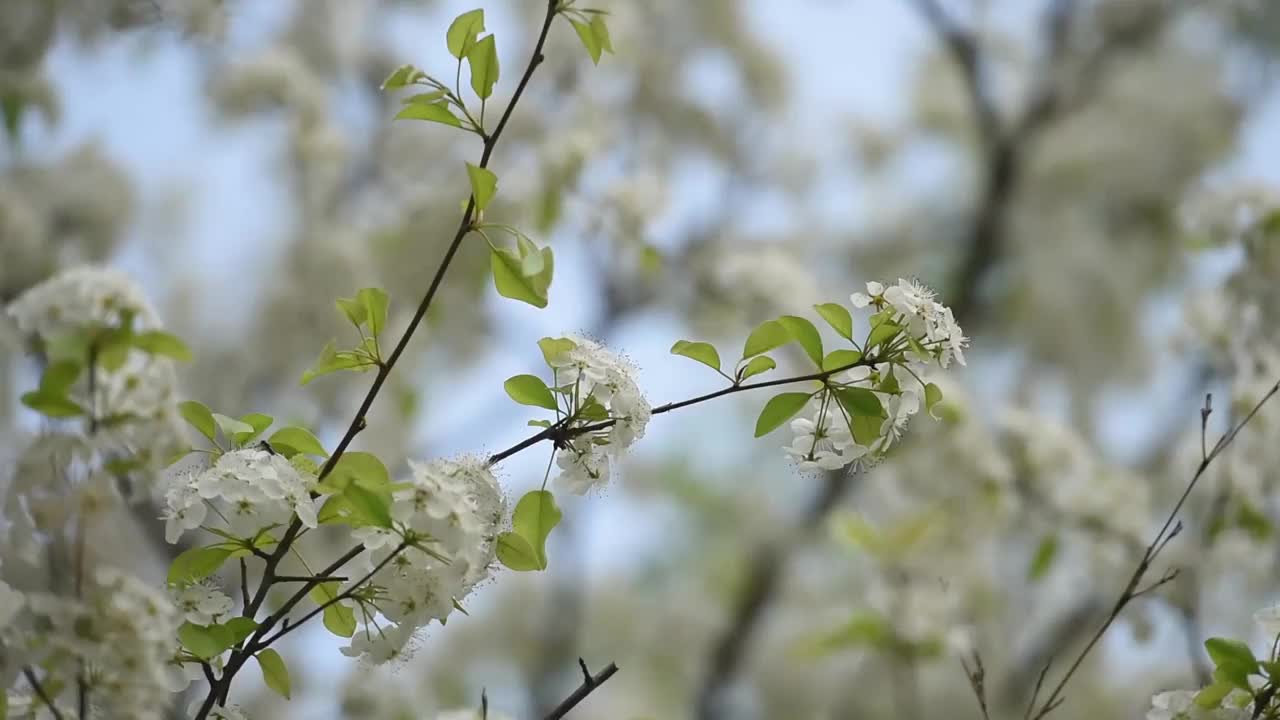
[491,247,549,308]
[590,14,613,55]
[778,316,823,366]
[739,355,776,382]
[506,490,562,571]
[795,612,892,659]
[742,320,790,359]
[356,288,389,339]
[310,582,356,637]
[233,413,274,446]
[537,337,577,365]
[179,400,217,442]
[466,163,498,211]
[822,349,863,373]
[1205,638,1258,675]
[41,359,83,393]
[321,452,391,494]
[335,295,367,327]
[1195,680,1234,709]
[446,9,485,59]
[394,101,462,128]
[132,330,192,361]
[301,340,377,385]
[670,340,721,372]
[924,383,944,418]
[213,413,253,440]
[504,374,558,410]
[814,303,854,341]
[570,19,603,64]
[381,64,425,90]
[267,426,328,459]
[344,484,393,528]
[178,622,224,660]
[865,312,902,350]
[835,388,885,445]
[754,392,812,437]
[467,34,499,100]
[255,648,291,699]
[496,531,540,571]
[1028,535,1057,580]
[168,546,233,586]
[20,391,83,418]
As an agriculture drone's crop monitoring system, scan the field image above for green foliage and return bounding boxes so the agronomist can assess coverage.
[742,320,790,359]
[567,12,613,65]
[466,164,498,211]
[796,611,892,658]
[395,99,463,128]
[310,582,357,638]
[814,302,854,341]
[20,358,84,418]
[317,452,389,493]
[504,374,558,410]
[496,490,562,571]
[738,355,776,382]
[1204,637,1259,692]
[754,392,811,437]
[447,9,486,59]
[381,64,427,89]
[301,340,378,385]
[670,340,721,373]
[255,649,291,699]
[924,382,944,418]
[168,546,233,586]
[317,452,394,528]
[865,311,902,351]
[267,426,328,459]
[834,387,884,445]
[490,237,553,308]
[467,35,500,100]
[821,349,862,373]
[132,330,193,361]
[538,337,576,365]
[178,618,259,660]
[179,400,218,443]
[233,413,274,446]
[1028,534,1057,580]
[778,315,823,366]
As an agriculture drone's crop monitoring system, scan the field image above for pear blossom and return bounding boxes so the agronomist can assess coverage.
[171,580,234,625]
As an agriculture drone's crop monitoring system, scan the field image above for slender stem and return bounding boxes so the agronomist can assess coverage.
[1029,381,1280,719]
[541,660,620,720]
[488,357,879,466]
[23,667,65,720]
[271,575,349,584]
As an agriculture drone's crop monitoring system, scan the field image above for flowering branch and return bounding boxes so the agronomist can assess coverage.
[1026,381,1280,719]
[541,658,620,720]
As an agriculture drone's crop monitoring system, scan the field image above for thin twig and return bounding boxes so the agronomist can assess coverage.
[961,651,992,720]
[541,659,620,720]
[23,667,66,720]
[1028,380,1280,719]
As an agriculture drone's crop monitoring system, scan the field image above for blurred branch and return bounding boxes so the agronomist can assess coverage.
[1026,383,1280,719]
[694,467,860,720]
[541,658,620,720]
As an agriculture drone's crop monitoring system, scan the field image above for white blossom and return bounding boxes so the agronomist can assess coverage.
[1147,689,1252,719]
[171,580,234,626]
[0,579,24,629]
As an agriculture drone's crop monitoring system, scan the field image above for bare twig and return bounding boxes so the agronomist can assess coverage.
[540,659,620,720]
[961,651,993,720]
[1027,380,1280,719]
[22,667,65,720]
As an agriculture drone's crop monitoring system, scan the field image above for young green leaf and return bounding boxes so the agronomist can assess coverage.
[1205,638,1259,676]
[213,413,253,440]
[670,340,721,372]
[865,313,902,350]
[1028,534,1057,580]
[814,303,853,341]
[178,623,224,660]
[309,583,356,638]
[778,315,823,366]
[132,330,192,361]
[168,546,233,586]
[508,489,562,571]
[835,387,885,446]
[570,20,603,64]
[267,426,328,459]
[446,8,485,59]
[179,400,217,443]
[381,64,425,90]
[739,355,776,382]
[317,452,390,494]
[504,374,558,410]
[233,413,274,446]
[20,391,83,418]
[496,531,540,571]
[590,14,613,56]
[466,163,498,211]
[537,337,577,366]
[924,382,944,419]
[491,247,549,308]
[467,34,499,100]
[343,484,394,528]
[357,287,389,338]
[335,295,367,327]
[301,341,376,385]
[754,392,812,437]
[394,101,463,128]
[1194,681,1235,709]
[255,649,291,700]
[742,320,790,359]
[821,349,862,373]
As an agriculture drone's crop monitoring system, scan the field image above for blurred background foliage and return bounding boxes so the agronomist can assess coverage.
[3,0,1280,718]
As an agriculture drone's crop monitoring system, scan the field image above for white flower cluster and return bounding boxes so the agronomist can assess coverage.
[171,580,235,626]
[25,567,178,720]
[161,448,322,543]
[1148,689,1251,720]
[343,457,504,664]
[546,336,651,495]
[851,278,967,368]
[5,267,184,466]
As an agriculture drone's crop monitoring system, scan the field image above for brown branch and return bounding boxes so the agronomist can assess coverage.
[22,667,65,720]
[541,659,620,720]
[1027,381,1280,719]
